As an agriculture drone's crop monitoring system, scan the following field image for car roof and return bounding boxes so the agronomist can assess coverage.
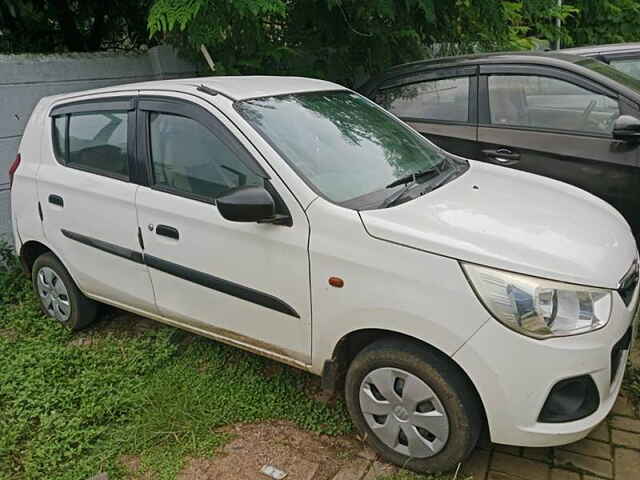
[372,51,584,78]
[53,76,346,102]
[561,42,640,56]
[358,50,640,101]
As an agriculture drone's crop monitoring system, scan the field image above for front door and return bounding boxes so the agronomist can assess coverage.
[134,94,312,365]
[38,96,157,313]
[475,66,640,236]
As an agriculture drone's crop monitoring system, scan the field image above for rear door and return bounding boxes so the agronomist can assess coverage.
[38,95,156,312]
[133,93,312,365]
[371,66,478,158]
[476,64,640,235]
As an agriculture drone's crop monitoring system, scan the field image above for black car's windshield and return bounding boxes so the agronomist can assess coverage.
[578,57,640,92]
[236,90,464,208]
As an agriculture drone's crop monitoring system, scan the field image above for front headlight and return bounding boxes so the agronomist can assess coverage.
[462,263,612,339]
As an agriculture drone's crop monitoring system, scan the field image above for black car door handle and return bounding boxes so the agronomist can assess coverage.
[155,224,179,240]
[482,148,521,165]
[48,194,64,207]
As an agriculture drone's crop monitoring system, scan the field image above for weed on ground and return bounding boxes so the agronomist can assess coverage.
[0,241,351,480]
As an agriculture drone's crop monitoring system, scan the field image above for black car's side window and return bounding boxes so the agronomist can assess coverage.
[148,112,263,201]
[487,75,620,135]
[609,57,640,80]
[52,111,129,179]
[375,76,470,123]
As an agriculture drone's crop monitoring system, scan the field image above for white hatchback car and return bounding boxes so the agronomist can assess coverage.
[9,77,640,473]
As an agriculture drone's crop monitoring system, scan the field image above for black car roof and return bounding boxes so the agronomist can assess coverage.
[561,42,640,56]
[359,51,640,102]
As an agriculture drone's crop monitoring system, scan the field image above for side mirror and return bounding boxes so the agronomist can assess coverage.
[613,115,640,142]
[217,186,275,222]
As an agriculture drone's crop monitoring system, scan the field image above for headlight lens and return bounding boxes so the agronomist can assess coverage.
[463,263,612,338]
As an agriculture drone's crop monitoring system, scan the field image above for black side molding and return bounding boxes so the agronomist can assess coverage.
[61,229,144,264]
[145,255,300,318]
[60,229,299,318]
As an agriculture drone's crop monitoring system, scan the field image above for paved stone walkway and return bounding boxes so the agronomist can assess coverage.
[328,391,640,480]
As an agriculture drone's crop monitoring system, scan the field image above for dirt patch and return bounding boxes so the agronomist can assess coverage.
[176,421,361,480]
[0,328,18,341]
[67,310,164,347]
[120,455,153,480]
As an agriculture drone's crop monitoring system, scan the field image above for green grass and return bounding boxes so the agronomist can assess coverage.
[623,360,640,414]
[621,310,640,415]
[377,470,471,480]
[0,241,352,480]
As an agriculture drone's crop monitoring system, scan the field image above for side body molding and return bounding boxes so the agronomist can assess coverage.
[61,229,299,318]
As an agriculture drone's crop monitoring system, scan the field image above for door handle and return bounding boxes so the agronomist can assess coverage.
[48,194,64,207]
[155,224,179,240]
[482,148,520,165]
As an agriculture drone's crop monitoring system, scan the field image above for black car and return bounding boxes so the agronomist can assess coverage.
[360,52,640,241]
[562,42,640,79]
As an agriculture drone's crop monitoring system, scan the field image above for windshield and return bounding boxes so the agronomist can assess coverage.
[236,90,463,207]
[578,57,640,92]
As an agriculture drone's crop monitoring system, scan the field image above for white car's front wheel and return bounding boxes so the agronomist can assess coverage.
[345,338,483,473]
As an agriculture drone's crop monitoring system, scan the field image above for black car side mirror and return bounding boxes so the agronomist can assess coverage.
[613,115,640,142]
[217,185,291,226]
[217,186,275,222]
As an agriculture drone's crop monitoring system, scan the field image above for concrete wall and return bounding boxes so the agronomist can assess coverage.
[0,45,197,241]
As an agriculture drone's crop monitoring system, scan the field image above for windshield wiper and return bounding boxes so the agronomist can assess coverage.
[379,158,455,209]
[385,167,440,189]
[380,168,440,209]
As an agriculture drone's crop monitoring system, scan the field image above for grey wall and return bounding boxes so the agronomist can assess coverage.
[0,45,197,241]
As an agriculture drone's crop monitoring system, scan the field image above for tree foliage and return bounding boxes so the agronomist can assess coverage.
[146,0,604,87]
[148,0,515,86]
[5,0,640,86]
[565,0,640,46]
[0,0,154,53]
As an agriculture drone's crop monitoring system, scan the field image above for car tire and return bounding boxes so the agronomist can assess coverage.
[345,338,482,474]
[32,252,97,330]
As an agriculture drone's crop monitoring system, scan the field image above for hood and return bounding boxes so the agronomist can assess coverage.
[360,161,638,288]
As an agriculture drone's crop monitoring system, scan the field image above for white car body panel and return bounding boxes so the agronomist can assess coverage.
[455,286,637,446]
[305,198,492,374]
[361,160,637,289]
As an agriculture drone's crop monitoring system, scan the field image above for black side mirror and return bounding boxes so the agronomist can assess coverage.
[217,186,275,222]
[613,115,640,142]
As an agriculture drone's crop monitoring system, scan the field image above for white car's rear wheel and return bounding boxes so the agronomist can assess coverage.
[32,253,97,330]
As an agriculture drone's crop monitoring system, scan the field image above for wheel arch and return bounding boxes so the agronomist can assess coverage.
[19,240,52,274]
[19,241,84,294]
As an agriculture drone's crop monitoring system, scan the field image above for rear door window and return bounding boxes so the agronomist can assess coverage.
[68,113,128,177]
[52,110,129,179]
[609,57,640,80]
[375,76,470,122]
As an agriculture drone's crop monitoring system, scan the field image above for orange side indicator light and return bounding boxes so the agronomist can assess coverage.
[329,277,344,288]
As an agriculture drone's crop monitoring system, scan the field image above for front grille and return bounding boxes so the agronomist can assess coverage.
[611,327,632,384]
[618,260,639,307]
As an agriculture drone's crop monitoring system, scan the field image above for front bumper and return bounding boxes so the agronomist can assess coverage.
[454,289,638,447]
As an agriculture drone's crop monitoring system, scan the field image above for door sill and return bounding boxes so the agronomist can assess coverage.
[85,293,311,371]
